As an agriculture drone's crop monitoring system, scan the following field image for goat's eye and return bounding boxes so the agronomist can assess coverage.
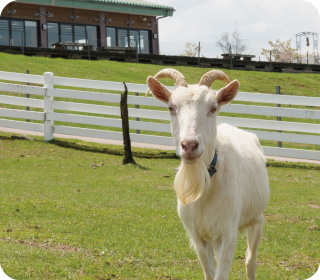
[168,106,176,115]
[209,106,217,114]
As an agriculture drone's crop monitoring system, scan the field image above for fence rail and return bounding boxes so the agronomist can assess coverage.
[0,70,319,161]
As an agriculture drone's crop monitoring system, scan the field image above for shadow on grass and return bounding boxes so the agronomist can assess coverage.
[3,133,318,170]
[266,160,320,170]
[49,139,178,160]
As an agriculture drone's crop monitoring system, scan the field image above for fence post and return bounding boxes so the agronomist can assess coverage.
[26,70,30,122]
[135,92,140,134]
[43,72,54,141]
[276,85,282,148]
[121,82,135,165]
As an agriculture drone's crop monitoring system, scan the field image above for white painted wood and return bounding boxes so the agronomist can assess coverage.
[0,108,44,121]
[0,82,46,96]
[129,132,175,146]
[221,104,320,120]
[54,125,175,146]
[262,146,320,161]
[52,76,125,91]
[125,82,149,93]
[218,116,320,134]
[43,72,54,141]
[51,77,174,94]
[52,101,170,120]
[48,112,171,133]
[54,125,123,141]
[245,130,320,145]
[127,95,167,107]
[236,92,320,107]
[128,108,170,120]
[0,71,44,84]
[48,112,122,127]
[128,120,171,133]
[0,119,43,132]
[48,88,121,103]
[52,101,118,115]
[0,95,44,108]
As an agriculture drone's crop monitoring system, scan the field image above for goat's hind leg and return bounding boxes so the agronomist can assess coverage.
[245,219,264,280]
[193,239,215,280]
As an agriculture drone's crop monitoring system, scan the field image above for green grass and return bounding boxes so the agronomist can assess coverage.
[0,52,320,96]
[0,133,319,280]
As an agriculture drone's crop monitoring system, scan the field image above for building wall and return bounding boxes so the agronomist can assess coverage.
[1,2,159,53]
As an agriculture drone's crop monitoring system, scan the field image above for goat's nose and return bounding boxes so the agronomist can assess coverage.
[181,140,199,153]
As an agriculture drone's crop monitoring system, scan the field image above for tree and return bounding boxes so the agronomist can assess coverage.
[216,28,249,54]
[261,39,299,63]
[181,42,202,57]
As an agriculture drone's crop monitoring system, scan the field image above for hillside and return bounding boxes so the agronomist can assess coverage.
[0,52,319,97]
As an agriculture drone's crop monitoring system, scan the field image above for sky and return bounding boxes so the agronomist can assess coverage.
[0,0,319,61]
[156,0,320,61]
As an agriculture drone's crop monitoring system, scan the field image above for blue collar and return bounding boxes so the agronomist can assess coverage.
[208,150,218,177]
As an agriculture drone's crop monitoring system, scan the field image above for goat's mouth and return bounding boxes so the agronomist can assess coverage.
[181,153,202,164]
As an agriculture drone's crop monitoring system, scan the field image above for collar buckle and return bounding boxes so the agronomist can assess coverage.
[208,150,218,178]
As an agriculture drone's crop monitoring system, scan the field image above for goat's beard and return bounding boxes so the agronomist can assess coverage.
[174,158,210,204]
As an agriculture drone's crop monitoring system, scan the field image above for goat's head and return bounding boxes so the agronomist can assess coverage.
[147,68,240,165]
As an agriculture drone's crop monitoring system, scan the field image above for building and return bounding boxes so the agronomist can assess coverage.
[0,0,174,55]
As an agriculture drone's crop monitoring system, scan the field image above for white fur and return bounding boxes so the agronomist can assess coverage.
[147,75,270,280]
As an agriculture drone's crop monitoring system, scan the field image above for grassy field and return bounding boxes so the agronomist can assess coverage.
[1,52,320,96]
[0,132,319,280]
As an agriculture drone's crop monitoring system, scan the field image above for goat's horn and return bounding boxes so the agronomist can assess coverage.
[154,68,188,87]
[145,68,187,97]
[199,70,231,88]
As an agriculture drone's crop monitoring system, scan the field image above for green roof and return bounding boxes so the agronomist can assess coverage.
[16,0,175,16]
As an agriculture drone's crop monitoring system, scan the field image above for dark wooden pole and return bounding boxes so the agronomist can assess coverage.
[120,82,135,165]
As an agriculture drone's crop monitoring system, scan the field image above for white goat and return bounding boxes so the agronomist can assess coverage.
[146,69,270,280]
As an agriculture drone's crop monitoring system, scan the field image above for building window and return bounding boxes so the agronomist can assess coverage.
[25,21,38,47]
[0,19,38,47]
[0,19,9,46]
[117,29,128,48]
[48,22,99,50]
[109,27,150,53]
[74,25,86,48]
[129,29,139,50]
[106,27,116,47]
[47,22,59,48]
[86,26,97,50]
[140,30,150,54]
[11,20,24,47]
[60,24,73,46]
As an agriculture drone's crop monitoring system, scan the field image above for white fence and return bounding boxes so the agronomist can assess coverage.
[0,70,319,161]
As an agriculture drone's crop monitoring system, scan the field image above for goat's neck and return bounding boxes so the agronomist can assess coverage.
[202,139,218,169]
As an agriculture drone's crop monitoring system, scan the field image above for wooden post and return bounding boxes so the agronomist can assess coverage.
[135,92,140,134]
[120,82,135,165]
[43,72,54,141]
[197,41,200,67]
[276,85,282,148]
[26,70,30,122]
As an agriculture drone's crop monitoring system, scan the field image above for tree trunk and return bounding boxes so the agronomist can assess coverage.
[120,82,135,165]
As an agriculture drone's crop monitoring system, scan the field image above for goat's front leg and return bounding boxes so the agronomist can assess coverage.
[193,238,215,280]
[214,232,238,280]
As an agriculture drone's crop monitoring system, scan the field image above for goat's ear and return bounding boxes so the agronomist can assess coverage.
[147,76,172,104]
[216,79,240,106]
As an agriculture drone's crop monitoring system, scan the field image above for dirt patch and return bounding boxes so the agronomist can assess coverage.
[1,237,94,257]
[279,255,318,272]
[308,204,320,209]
